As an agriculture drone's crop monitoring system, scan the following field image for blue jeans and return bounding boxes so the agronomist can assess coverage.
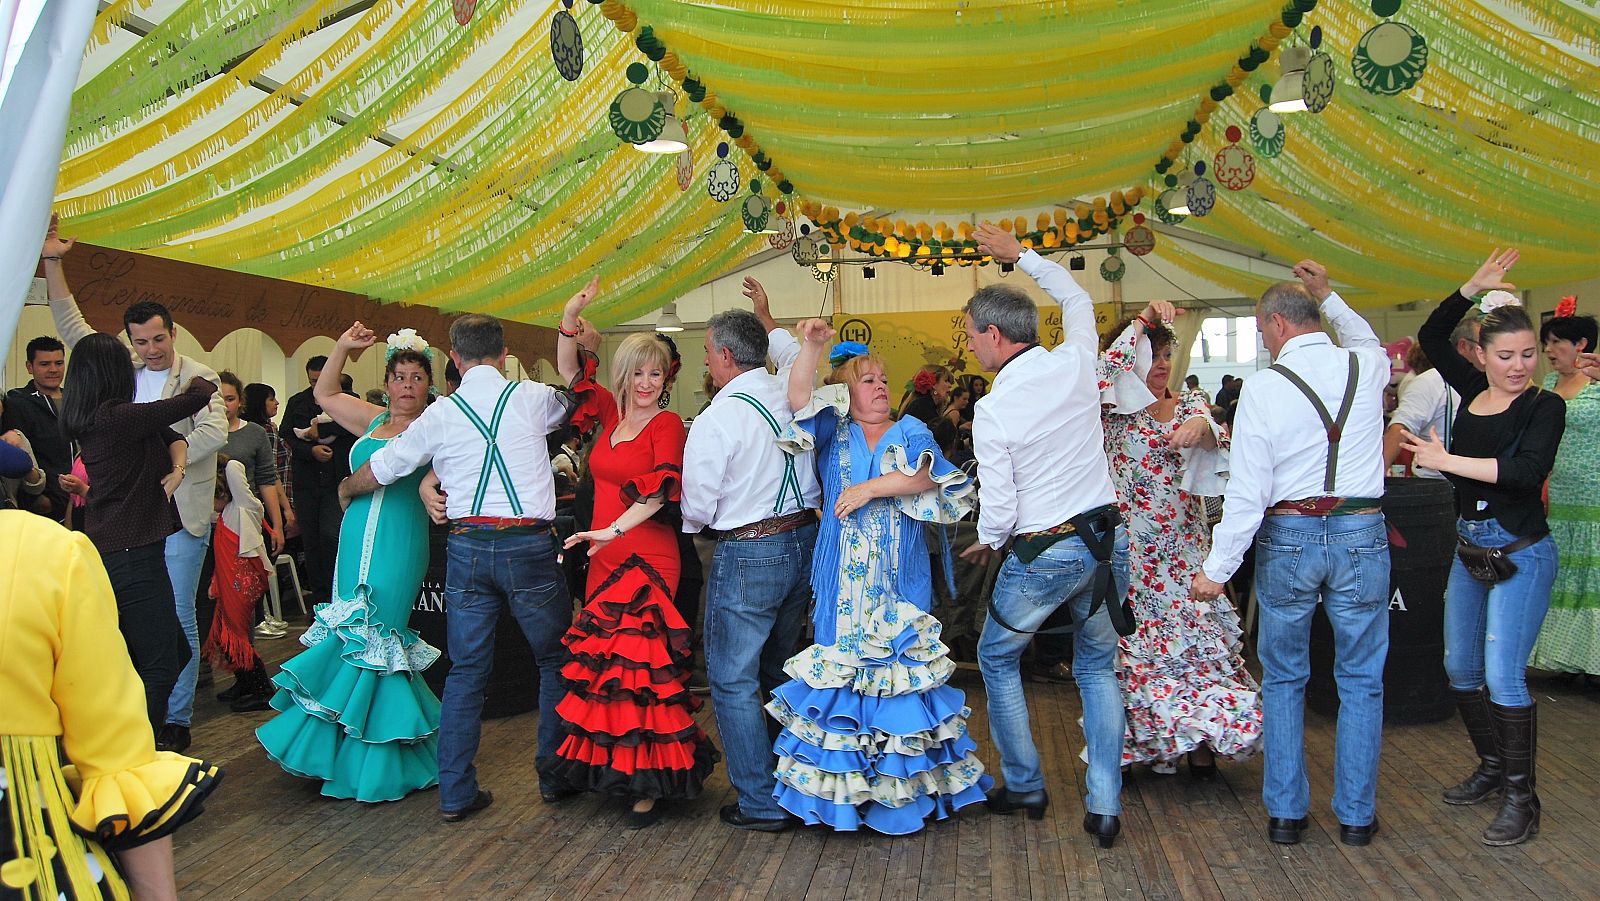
[704,523,816,819]
[437,530,571,811]
[1444,517,1557,707]
[1254,512,1389,826]
[978,525,1130,816]
[164,528,209,727]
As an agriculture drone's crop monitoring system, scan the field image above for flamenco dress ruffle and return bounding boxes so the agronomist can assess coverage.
[256,583,442,802]
[538,556,719,799]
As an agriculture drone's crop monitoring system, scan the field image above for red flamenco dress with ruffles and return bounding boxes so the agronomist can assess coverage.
[538,359,720,800]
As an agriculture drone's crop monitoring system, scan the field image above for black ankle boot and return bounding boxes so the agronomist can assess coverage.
[1444,687,1502,805]
[1083,813,1121,849]
[1483,701,1539,846]
[230,664,272,713]
[985,785,1049,820]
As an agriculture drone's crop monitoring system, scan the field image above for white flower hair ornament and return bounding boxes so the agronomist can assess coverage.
[385,328,429,360]
[1479,290,1522,316]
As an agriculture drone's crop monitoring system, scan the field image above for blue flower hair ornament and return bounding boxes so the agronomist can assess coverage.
[829,341,870,368]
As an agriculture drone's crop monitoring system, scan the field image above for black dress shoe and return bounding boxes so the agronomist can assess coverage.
[626,801,664,830]
[441,789,493,823]
[719,803,792,832]
[216,681,244,703]
[1268,816,1310,844]
[540,786,581,804]
[155,724,191,754]
[985,786,1049,820]
[1083,813,1121,849]
[1340,819,1379,847]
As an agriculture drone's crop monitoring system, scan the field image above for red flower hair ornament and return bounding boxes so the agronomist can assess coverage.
[1556,296,1578,319]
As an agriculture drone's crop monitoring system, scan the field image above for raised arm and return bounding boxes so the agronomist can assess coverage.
[787,318,835,412]
[316,322,387,436]
[976,223,1095,356]
[1293,260,1377,350]
[555,277,601,384]
[41,215,99,352]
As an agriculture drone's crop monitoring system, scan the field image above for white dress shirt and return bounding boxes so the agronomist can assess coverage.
[367,364,570,520]
[1389,367,1459,480]
[681,329,819,532]
[972,250,1118,549]
[1202,292,1391,582]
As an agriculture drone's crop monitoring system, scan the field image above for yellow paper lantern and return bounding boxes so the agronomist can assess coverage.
[1053,208,1068,228]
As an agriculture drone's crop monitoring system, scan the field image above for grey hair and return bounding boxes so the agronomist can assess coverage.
[449,313,505,363]
[963,285,1039,344]
[705,308,768,370]
[1450,314,1481,346]
[1257,282,1322,328]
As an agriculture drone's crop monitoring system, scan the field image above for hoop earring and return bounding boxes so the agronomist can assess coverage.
[658,388,671,409]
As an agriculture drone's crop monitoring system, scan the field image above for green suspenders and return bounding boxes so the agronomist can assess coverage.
[728,392,804,515]
[449,382,524,516]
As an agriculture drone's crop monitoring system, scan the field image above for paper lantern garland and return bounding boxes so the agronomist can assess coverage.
[768,201,796,251]
[609,65,664,144]
[1185,163,1216,217]
[1303,50,1337,113]
[1123,214,1155,256]
[706,142,740,202]
[1213,125,1256,191]
[1250,107,1285,158]
[1353,22,1427,95]
[740,180,772,232]
[1100,249,1126,283]
[674,148,693,191]
[550,9,583,81]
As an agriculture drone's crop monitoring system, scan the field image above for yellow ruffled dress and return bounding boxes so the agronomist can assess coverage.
[1,511,221,899]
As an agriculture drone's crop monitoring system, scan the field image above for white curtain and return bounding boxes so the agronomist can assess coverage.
[1165,308,1208,393]
[0,0,96,354]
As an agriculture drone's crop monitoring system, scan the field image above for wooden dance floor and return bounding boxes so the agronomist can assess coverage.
[177,626,1600,900]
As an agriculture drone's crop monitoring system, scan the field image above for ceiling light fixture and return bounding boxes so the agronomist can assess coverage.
[654,302,685,332]
[1269,47,1310,113]
[634,92,690,153]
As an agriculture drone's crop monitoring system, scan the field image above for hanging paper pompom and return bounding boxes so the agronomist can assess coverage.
[1371,0,1402,15]
[1353,21,1428,95]
[707,142,739,202]
[1213,125,1256,191]
[550,9,583,80]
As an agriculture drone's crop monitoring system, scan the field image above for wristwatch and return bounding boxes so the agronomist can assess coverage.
[610,524,625,538]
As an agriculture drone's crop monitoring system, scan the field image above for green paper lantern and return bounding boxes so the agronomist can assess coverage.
[1371,0,1401,14]
[625,62,649,85]
[609,87,665,143]
[1250,108,1286,157]
[1352,21,1428,95]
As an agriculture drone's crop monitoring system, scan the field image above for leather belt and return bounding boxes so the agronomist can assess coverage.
[707,509,817,541]
[449,516,554,539]
[1266,496,1382,517]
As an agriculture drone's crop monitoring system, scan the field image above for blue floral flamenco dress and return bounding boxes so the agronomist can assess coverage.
[765,385,992,834]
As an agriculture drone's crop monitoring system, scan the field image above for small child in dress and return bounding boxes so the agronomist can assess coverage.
[206,456,274,712]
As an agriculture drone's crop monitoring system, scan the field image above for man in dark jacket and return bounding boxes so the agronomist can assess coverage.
[280,355,357,603]
[2,336,71,519]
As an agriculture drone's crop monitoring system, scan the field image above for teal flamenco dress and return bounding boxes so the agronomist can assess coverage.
[256,415,441,801]
[766,385,991,834]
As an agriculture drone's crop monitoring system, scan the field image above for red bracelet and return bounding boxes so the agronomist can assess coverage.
[1136,315,1153,329]
[557,324,578,338]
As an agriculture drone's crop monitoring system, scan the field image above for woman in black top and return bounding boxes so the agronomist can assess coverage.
[60,333,218,731]
[1404,248,1564,847]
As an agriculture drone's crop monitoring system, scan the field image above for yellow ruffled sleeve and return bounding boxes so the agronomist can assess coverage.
[50,529,221,849]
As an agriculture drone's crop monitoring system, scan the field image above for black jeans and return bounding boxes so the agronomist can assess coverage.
[100,540,192,730]
[293,488,344,601]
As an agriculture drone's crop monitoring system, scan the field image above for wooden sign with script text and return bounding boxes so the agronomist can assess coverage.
[45,244,556,361]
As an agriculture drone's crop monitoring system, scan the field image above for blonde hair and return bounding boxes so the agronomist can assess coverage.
[610,333,673,411]
[825,354,888,387]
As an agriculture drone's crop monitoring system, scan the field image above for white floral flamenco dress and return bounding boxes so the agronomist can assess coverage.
[1098,323,1263,769]
[765,385,992,834]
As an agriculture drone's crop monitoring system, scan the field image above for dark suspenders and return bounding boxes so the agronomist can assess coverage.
[1269,352,1360,493]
